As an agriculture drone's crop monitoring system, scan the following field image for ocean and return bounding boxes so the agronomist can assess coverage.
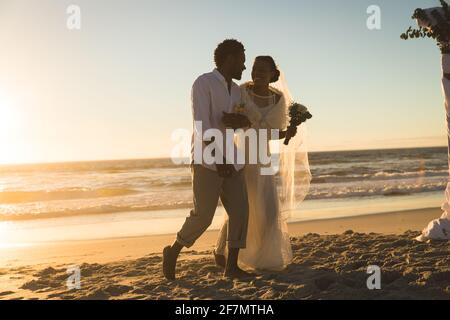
[0,147,448,222]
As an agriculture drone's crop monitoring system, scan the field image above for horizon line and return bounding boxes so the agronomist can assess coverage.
[0,144,447,167]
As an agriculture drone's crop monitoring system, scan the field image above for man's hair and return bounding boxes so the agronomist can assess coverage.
[214,39,245,68]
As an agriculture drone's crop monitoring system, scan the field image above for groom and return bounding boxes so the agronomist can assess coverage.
[163,39,254,280]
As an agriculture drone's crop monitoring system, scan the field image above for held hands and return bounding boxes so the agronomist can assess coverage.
[205,139,236,178]
[222,112,251,129]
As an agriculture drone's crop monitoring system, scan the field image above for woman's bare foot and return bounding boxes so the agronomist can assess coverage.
[223,266,255,279]
[213,250,226,269]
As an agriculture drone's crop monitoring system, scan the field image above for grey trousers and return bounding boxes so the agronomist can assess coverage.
[176,164,249,249]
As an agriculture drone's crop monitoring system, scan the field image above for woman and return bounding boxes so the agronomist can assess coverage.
[214,56,311,271]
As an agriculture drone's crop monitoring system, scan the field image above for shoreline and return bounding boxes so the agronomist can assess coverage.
[0,206,448,300]
[0,191,443,247]
[0,207,441,269]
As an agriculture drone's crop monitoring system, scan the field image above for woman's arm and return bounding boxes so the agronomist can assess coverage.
[269,126,297,140]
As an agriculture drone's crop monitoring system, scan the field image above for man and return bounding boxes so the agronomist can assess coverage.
[163,39,254,279]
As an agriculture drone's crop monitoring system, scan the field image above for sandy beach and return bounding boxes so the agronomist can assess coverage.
[0,207,448,300]
[5,0,450,304]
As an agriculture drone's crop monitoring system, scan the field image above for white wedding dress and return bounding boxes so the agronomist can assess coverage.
[215,82,311,270]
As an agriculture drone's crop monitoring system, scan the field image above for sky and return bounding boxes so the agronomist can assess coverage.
[0,0,448,165]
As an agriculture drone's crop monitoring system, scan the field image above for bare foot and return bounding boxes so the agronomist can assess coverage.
[213,250,226,269]
[223,267,255,279]
[162,246,177,280]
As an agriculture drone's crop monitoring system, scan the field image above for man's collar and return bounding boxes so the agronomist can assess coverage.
[213,69,234,88]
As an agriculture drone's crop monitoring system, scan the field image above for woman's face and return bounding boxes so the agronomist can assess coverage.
[251,59,274,86]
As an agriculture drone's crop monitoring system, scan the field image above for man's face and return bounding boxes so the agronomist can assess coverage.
[230,51,246,80]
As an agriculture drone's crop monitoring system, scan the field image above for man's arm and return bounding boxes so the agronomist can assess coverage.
[192,77,213,144]
[192,78,234,177]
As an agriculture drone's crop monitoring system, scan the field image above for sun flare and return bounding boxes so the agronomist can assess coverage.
[0,91,17,128]
[0,90,22,164]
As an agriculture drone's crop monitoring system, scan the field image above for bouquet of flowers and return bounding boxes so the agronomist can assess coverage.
[400,0,450,52]
[222,103,251,129]
[234,102,246,114]
[284,102,312,145]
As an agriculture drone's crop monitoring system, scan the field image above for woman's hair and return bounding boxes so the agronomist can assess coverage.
[255,56,280,83]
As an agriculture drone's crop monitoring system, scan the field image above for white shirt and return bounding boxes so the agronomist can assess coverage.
[190,69,244,171]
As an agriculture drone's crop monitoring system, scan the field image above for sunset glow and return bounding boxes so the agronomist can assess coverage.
[0,90,21,164]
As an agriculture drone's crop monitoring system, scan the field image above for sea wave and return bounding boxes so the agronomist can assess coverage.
[0,179,447,221]
[311,169,448,184]
[0,147,448,221]
[0,188,139,204]
[306,180,447,200]
[0,158,189,175]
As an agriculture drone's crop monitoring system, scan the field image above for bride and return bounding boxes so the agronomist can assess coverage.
[214,56,312,271]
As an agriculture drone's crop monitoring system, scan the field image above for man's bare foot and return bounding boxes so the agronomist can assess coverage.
[213,250,226,269]
[163,246,177,280]
[223,267,255,279]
